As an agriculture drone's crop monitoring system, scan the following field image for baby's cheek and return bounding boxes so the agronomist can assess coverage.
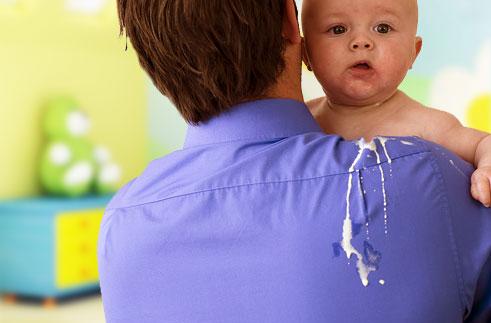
[309,40,337,61]
[313,68,338,89]
[379,54,411,83]
[314,53,339,76]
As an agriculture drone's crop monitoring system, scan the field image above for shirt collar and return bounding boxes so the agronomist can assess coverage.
[183,99,322,148]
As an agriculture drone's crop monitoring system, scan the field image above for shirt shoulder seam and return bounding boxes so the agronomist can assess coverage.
[107,149,430,212]
[183,131,322,149]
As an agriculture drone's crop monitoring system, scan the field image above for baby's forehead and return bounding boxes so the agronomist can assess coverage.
[302,0,418,18]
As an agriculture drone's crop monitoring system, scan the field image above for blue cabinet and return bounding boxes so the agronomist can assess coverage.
[0,196,111,301]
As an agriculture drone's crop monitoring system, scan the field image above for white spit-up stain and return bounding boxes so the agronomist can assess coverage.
[449,160,468,178]
[341,137,395,286]
[376,138,392,234]
[379,280,386,285]
[378,138,392,164]
[357,171,370,240]
[357,171,370,241]
[342,141,374,286]
[401,140,414,146]
[379,137,394,178]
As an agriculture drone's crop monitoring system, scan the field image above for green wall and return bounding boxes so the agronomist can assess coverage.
[0,1,147,198]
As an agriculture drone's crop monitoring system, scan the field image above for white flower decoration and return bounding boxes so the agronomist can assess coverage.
[65,0,106,14]
[67,111,91,137]
[50,142,72,166]
[64,161,94,187]
[98,163,121,185]
[0,0,17,6]
[94,146,111,164]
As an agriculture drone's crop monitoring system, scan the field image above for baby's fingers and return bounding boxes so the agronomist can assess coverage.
[471,172,491,207]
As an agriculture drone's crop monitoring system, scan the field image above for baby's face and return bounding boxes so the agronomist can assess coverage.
[302,0,422,106]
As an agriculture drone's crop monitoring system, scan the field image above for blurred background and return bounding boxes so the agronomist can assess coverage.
[0,0,490,322]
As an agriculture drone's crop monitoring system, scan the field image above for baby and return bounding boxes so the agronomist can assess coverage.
[301,0,491,207]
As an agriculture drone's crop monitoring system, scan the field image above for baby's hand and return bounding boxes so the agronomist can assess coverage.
[471,167,491,207]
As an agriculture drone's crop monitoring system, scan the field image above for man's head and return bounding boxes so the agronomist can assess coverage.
[117,0,301,124]
[302,0,422,107]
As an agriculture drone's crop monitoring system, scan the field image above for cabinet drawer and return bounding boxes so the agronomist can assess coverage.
[55,209,104,288]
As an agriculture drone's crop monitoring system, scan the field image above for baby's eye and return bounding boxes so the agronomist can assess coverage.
[375,23,392,34]
[328,25,347,35]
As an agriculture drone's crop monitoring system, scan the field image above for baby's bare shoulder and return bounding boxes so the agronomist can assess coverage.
[418,105,461,131]
[389,93,461,140]
[398,94,460,130]
[412,103,468,146]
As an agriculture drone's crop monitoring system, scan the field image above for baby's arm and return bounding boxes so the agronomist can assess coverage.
[420,107,491,207]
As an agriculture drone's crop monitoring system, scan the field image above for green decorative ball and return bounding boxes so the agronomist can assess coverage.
[40,96,122,197]
[43,97,90,139]
[40,138,95,197]
[93,146,122,195]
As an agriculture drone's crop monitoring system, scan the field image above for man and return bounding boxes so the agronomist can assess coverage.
[98,0,491,322]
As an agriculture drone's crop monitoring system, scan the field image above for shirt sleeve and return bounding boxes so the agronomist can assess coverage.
[427,142,491,321]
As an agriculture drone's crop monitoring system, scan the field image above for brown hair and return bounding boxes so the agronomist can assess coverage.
[117,0,286,124]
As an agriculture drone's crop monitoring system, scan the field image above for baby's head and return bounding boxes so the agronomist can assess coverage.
[302,0,422,107]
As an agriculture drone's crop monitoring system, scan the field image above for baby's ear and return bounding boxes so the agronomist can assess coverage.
[415,36,423,56]
[301,38,313,71]
[410,36,423,69]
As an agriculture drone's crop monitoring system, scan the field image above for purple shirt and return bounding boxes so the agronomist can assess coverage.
[98,99,491,323]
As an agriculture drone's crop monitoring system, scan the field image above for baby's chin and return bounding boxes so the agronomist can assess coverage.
[331,78,402,105]
[328,87,391,107]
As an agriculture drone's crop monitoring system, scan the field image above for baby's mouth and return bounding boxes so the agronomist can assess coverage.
[351,61,372,70]
[348,61,375,77]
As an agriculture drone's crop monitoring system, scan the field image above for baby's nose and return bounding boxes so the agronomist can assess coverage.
[350,38,373,51]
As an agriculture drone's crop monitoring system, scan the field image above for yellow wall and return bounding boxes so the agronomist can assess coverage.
[0,1,147,198]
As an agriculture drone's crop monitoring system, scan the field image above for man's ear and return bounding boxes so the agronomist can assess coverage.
[410,36,423,69]
[301,38,313,71]
[282,0,301,45]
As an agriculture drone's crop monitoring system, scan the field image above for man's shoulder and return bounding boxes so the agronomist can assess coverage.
[105,149,191,211]
[105,135,436,211]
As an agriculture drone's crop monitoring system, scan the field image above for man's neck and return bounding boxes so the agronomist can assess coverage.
[266,80,304,103]
[265,44,304,103]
